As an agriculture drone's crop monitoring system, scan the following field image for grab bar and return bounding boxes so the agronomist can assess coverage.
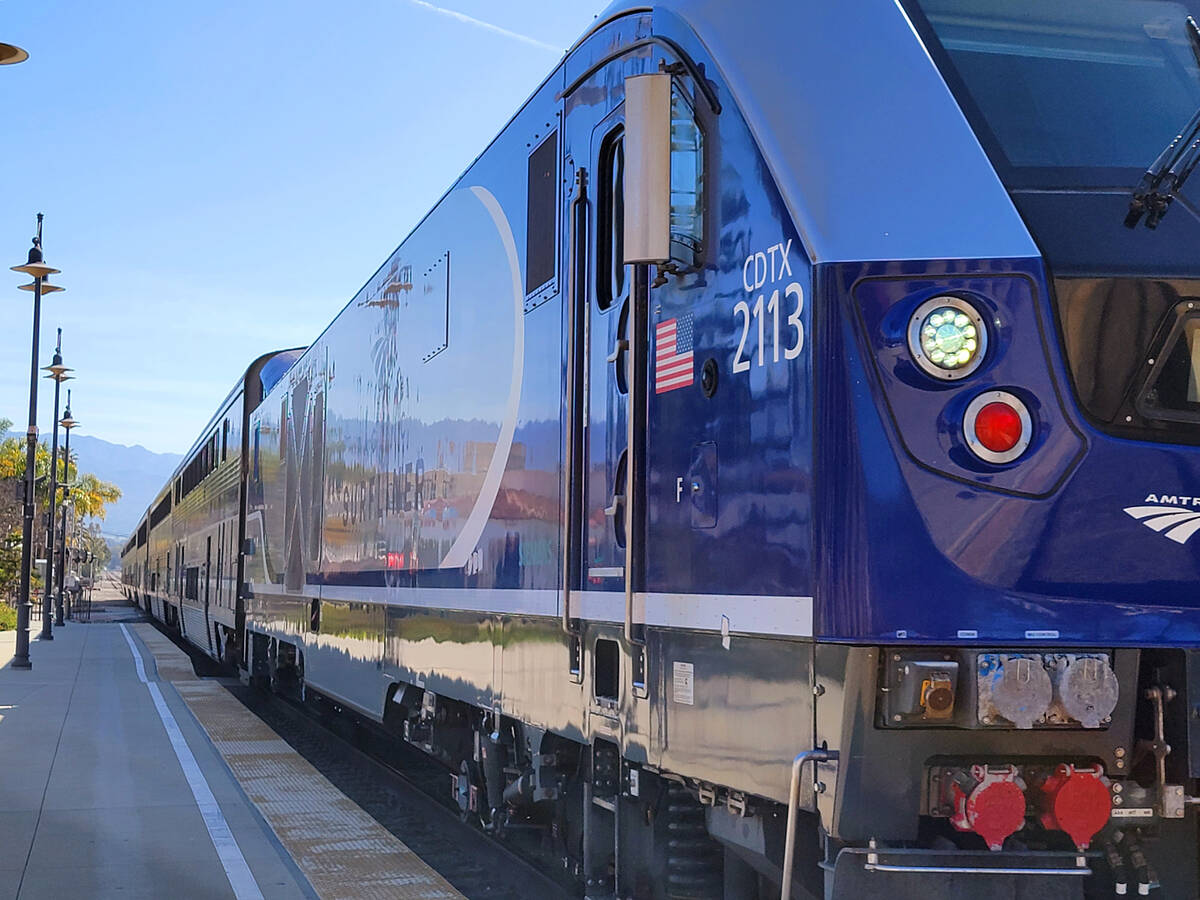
[561,168,588,635]
[780,748,838,900]
[624,265,647,651]
[859,842,1091,877]
[863,863,1088,876]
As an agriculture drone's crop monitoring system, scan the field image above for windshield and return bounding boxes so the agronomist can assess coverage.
[908,0,1200,187]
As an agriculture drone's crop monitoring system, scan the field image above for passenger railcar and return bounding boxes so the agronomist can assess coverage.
[123,351,303,653]
[124,1,1200,896]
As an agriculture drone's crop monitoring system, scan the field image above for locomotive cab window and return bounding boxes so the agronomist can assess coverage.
[525,131,558,297]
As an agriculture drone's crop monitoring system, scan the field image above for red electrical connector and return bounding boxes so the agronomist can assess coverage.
[1038,763,1111,850]
[950,765,1028,851]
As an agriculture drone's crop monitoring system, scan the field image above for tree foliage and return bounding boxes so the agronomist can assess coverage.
[0,417,121,597]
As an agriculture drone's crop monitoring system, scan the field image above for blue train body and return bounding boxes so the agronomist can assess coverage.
[122,1,1200,896]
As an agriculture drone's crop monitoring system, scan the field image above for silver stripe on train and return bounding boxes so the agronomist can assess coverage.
[250,583,814,638]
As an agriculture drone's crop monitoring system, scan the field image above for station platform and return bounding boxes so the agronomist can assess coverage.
[0,588,464,899]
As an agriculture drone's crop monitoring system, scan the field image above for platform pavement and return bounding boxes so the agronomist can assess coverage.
[0,582,465,900]
[0,600,317,899]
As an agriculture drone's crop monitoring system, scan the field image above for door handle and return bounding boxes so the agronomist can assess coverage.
[605,338,629,364]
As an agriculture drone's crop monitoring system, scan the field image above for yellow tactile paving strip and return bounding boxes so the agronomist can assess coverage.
[134,623,200,681]
[131,625,464,900]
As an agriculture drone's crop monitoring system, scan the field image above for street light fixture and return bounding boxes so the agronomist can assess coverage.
[58,398,78,625]
[0,43,28,65]
[39,331,72,640]
[10,214,64,669]
[18,279,62,295]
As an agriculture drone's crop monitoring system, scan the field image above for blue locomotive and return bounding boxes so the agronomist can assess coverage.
[122,0,1200,896]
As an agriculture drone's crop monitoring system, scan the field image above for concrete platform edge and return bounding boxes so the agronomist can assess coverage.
[124,625,321,900]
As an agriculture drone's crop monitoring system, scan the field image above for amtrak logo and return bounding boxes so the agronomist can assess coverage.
[1124,494,1200,545]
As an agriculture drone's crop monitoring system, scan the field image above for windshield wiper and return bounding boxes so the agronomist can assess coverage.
[1126,16,1200,229]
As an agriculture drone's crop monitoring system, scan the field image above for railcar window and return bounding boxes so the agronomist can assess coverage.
[280,398,289,463]
[179,430,224,502]
[670,85,704,265]
[149,493,171,530]
[525,131,558,296]
[222,419,229,462]
[597,128,626,312]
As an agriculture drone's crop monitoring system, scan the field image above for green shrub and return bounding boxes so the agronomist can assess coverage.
[0,604,15,631]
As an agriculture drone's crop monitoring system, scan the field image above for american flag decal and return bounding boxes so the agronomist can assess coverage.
[655,315,694,394]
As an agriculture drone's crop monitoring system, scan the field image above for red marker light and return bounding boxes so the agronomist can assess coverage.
[963,391,1032,464]
[974,401,1023,453]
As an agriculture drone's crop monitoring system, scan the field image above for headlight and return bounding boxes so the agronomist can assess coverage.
[908,296,988,380]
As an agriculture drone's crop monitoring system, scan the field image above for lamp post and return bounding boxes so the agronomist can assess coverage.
[41,330,72,639]
[10,215,64,668]
[58,399,78,625]
[58,497,72,620]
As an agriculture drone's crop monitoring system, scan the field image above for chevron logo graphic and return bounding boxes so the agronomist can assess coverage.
[1124,501,1200,545]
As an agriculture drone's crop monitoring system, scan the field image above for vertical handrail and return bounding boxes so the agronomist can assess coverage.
[561,168,588,634]
[624,265,647,648]
[781,748,839,900]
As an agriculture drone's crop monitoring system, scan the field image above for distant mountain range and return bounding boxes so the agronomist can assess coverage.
[7,432,182,539]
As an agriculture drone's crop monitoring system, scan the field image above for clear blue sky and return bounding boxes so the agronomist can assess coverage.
[0,0,606,454]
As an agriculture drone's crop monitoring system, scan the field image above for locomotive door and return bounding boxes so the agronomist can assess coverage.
[585,113,631,590]
[562,55,649,694]
[203,534,213,654]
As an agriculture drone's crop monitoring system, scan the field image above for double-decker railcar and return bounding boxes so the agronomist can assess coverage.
[122,351,302,652]
[124,0,1200,895]
[120,524,147,601]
